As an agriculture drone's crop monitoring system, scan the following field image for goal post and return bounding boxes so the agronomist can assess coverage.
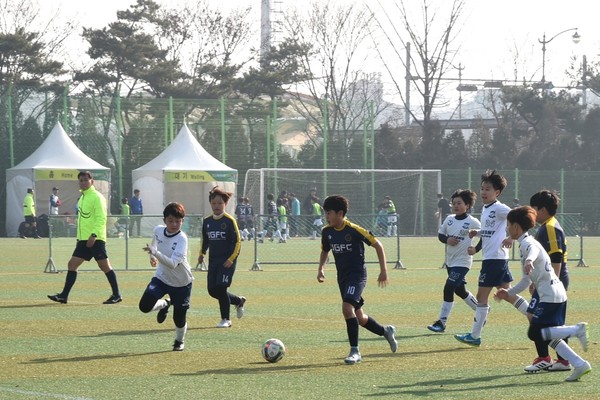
[243,168,442,236]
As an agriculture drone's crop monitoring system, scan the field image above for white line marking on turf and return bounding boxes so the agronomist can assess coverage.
[0,387,94,399]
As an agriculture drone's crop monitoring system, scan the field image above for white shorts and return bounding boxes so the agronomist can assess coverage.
[313,218,323,227]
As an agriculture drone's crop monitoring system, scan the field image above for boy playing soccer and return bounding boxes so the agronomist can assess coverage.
[455,170,528,346]
[427,189,480,333]
[495,206,590,381]
[317,195,397,364]
[140,202,193,351]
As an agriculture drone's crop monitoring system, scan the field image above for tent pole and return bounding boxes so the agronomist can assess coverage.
[220,97,226,163]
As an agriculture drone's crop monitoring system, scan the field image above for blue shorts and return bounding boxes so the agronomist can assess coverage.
[144,277,192,309]
[338,275,366,309]
[478,259,513,287]
[72,240,108,261]
[531,301,567,326]
[207,259,237,289]
[446,266,469,288]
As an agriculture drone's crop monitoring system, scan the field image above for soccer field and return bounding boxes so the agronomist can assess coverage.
[0,237,598,400]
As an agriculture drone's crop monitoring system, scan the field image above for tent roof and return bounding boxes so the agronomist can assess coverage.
[8,122,109,170]
[134,124,235,172]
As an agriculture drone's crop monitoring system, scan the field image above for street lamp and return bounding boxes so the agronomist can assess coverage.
[539,28,580,84]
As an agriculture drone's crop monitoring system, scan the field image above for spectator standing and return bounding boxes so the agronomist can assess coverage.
[436,193,452,226]
[129,189,143,237]
[289,192,301,237]
[49,187,61,215]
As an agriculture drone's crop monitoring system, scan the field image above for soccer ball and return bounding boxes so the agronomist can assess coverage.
[261,338,286,363]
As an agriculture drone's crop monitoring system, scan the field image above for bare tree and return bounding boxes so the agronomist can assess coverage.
[282,1,390,167]
[369,0,466,127]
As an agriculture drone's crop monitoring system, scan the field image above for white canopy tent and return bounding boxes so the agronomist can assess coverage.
[132,124,237,217]
[5,122,111,237]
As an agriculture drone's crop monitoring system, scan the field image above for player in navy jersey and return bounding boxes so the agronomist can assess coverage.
[198,187,245,328]
[529,190,572,371]
[317,195,397,364]
[140,202,193,351]
[455,170,528,346]
[427,189,480,333]
[495,207,590,381]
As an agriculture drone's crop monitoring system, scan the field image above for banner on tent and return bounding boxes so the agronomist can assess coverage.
[35,169,110,181]
[164,171,236,182]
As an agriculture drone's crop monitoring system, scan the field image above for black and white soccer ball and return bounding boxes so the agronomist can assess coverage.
[261,338,286,363]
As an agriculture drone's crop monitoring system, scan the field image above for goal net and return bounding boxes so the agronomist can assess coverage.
[243,168,441,235]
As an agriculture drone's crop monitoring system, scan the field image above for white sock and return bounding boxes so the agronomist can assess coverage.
[462,292,478,310]
[542,325,579,341]
[175,323,187,342]
[439,301,454,325]
[551,339,586,368]
[512,295,529,316]
[471,305,489,339]
[151,298,168,312]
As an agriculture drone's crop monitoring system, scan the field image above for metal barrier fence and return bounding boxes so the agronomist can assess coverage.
[44,214,204,272]
[43,212,586,272]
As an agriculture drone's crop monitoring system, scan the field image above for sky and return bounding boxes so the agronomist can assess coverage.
[34,0,599,114]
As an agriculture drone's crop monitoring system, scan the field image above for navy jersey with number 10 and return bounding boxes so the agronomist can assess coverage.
[321,219,377,280]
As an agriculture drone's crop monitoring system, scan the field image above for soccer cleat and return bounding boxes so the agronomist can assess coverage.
[172,340,185,351]
[383,325,398,353]
[565,360,591,382]
[344,350,362,365]
[236,296,246,319]
[102,294,122,304]
[524,356,552,373]
[48,294,67,304]
[216,319,232,328]
[575,322,589,352]
[427,320,446,333]
[157,299,171,324]
[454,333,481,347]
[547,359,572,371]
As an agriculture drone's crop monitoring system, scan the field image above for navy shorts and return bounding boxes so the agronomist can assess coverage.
[478,259,513,287]
[338,275,366,309]
[446,266,469,288]
[143,277,191,309]
[531,301,567,326]
[207,259,237,289]
[72,240,108,261]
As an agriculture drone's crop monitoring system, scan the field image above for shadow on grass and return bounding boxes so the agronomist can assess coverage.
[363,374,563,397]
[174,361,336,376]
[79,325,224,338]
[24,350,169,364]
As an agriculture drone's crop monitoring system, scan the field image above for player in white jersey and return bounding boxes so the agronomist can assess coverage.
[455,170,528,346]
[427,189,480,333]
[495,207,590,381]
[140,202,193,351]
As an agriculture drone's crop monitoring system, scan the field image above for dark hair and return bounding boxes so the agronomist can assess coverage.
[323,195,348,216]
[529,190,559,216]
[267,193,274,200]
[163,202,185,219]
[451,189,477,209]
[209,186,233,203]
[78,170,93,180]
[121,197,128,204]
[507,206,537,231]
[481,169,507,193]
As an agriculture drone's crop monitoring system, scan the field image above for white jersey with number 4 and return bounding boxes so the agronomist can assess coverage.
[478,200,511,260]
[439,214,481,269]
